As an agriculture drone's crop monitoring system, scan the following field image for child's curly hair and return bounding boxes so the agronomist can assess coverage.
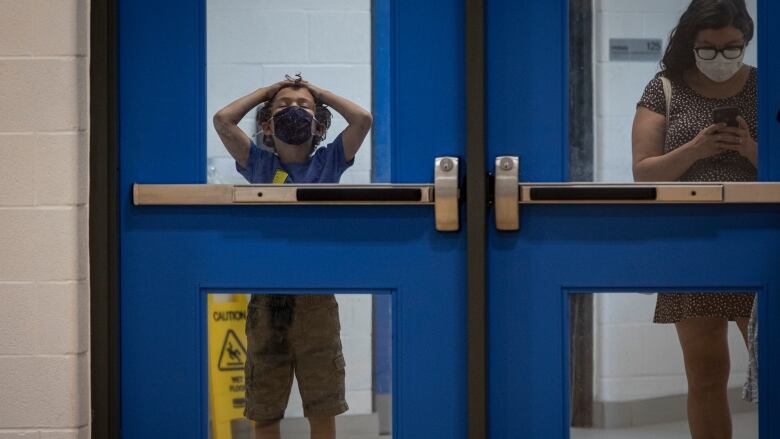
[255,74,333,151]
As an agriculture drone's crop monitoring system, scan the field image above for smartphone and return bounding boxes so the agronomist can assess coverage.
[712,106,739,128]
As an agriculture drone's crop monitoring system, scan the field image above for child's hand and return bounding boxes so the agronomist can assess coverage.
[264,79,297,101]
[299,80,327,102]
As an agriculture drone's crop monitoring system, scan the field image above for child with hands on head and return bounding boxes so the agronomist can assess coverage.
[213,74,372,185]
[213,75,372,439]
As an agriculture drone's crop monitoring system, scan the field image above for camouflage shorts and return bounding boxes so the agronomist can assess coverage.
[244,294,348,421]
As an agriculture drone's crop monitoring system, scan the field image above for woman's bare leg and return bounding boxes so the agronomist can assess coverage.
[675,316,732,439]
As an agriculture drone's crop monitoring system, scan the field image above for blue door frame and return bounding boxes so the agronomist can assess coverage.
[119,0,468,437]
[119,0,780,437]
[487,0,780,437]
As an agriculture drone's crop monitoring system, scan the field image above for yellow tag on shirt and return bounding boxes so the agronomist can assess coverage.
[272,169,289,184]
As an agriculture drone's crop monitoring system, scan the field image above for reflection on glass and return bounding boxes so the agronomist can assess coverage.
[212,75,373,188]
[207,293,391,439]
[570,0,759,183]
[207,2,373,185]
[208,156,248,184]
[568,2,762,435]
[569,292,757,439]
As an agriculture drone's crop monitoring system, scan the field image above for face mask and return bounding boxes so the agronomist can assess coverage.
[695,51,744,83]
[272,106,315,146]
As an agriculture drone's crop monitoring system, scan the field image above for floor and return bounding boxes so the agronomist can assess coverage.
[226,411,758,438]
[571,411,758,439]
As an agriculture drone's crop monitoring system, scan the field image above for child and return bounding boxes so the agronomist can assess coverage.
[213,74,372,439]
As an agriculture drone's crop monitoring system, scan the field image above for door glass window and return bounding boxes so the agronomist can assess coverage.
[568,2,761,436]
[570,0,759,183]
[207,292,392,438]
[569,292,758,438]
[206,1,374,185]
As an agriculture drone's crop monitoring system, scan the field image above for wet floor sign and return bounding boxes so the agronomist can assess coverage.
[208,294,249,439]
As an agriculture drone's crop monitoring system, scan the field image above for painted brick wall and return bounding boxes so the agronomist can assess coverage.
[594,293,750,402]
[0,0,90,437]
[593,0,759,402]
[206,0,374,417]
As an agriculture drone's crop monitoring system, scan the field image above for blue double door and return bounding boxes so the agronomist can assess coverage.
[119,0,780,437]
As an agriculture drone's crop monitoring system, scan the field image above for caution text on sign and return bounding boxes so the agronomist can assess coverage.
[208,295,250,438]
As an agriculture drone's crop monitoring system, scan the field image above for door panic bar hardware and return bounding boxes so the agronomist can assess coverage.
[133,157,461,232]
[133,184,435,205]
[494,156,520,231]
[522,185,722,203]
[434,157,460,232]
[491,156,780,231]
[518,182,780,204]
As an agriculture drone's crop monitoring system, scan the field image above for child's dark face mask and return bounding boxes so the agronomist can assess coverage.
[272,106,315,146]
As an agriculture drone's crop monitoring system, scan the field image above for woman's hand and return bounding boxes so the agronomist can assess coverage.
[715,116,757,166]
[685,123,736,160]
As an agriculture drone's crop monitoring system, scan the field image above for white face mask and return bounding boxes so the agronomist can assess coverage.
[695,51,744,83]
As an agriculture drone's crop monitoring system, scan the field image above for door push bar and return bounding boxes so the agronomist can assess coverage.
[494,155,780,231]
[133,157,461,232]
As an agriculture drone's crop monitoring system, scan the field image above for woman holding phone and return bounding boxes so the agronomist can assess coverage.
[631,1,757,438]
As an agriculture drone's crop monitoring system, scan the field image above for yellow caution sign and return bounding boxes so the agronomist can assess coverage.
[208,294,249,439]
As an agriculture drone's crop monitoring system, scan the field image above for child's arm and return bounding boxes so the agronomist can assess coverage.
[212,81,291,168]
[304,82,373,162]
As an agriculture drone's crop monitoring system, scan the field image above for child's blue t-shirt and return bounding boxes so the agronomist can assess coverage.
[235,133,353,184]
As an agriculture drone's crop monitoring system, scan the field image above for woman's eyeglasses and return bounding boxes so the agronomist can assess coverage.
[694,46,744,60]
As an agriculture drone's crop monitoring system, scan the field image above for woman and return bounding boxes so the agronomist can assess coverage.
[631,1,757,438]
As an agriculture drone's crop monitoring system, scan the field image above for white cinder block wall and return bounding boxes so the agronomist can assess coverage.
[0,0,90,437]
[206,0,374,418]
[593,0,758,402]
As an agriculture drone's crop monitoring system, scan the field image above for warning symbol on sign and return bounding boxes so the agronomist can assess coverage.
[217,329,247,371]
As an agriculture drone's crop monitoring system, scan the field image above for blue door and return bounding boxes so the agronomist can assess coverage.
[120,0,780,438]
[119,0,468,437]
[487,0,780,438]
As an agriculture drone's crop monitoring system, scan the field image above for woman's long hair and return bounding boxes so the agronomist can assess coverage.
[660,0,753,81]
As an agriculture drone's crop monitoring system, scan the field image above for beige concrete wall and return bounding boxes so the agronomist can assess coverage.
[0,0,90,437]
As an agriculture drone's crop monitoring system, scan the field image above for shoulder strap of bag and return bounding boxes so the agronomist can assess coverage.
[660,76,672,125]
